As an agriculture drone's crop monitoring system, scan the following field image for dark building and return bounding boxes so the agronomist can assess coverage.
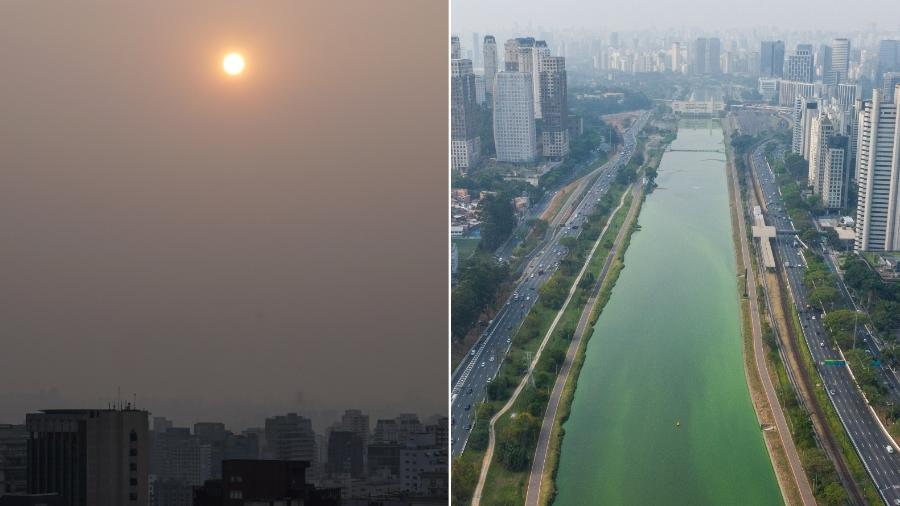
[0,495,64,506]
[193,423,226,480]
[366,444,400,478]
[0,424,27,494]
[193,460,339,506]
[760,40,785,77]
[540,56,569,159]
[26,409,148,506]
[326,431,364,478]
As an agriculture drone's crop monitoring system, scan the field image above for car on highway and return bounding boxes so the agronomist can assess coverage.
[480,362,485,367]
[465,404,471,411]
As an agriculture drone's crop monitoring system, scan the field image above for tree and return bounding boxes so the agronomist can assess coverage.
[496,412,541,471]
[808,286,839,309]
[451,457,477,505]
[479,193,517,251]
[539,276,568,309]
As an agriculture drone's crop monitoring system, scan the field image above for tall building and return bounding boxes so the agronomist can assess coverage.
[493,71,538,163]
[692,38,707,74]
[483,35,498,102]
[671,42,681,72]
[471,32,480,68]
[817,44,833,79]
[800,99,819,159]
[785,44,814,83]
[263,414,317,472]
[791,96,805,154]
[883,72,900,98]
[450,58,481,173]
[807,114,834,194]
[760,40,785,77]
[450,36,460,60]
[325,431,364,478]
[339,410,369,449]
[855,86,900,251]
[878,40,899,78]
[822,135,849,209]
[540,56,569,159]
[530,41,550,119]
[836,83,857,108]
[0,425,26,494]
[26,409,149,506]
[830,38,850,84]
[706,38,721,74]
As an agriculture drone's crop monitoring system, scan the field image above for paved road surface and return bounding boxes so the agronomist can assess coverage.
[751,144,900,506]
[450,112,650,457]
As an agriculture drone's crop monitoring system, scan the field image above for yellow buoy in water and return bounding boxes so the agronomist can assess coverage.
[675,420,681,428]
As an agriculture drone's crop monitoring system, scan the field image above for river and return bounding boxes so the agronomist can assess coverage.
[552,120,782,505]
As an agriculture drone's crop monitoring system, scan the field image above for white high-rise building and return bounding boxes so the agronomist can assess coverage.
[855,86,900,251]
[822,135,849,209]
[808,114,834,194]
[801,99,819,159]
[493,72,538,163]
[792,96,805,155]
[831,38,850,84]
[483,35,498,102]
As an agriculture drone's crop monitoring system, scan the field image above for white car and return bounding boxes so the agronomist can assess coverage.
[887,445,895,454]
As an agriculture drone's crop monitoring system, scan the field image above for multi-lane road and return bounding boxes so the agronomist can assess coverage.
[750,144,900,505]
[450,112,650,457]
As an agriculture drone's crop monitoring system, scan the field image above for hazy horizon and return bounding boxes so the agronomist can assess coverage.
[453,0,900,35]
[0,1,447,432]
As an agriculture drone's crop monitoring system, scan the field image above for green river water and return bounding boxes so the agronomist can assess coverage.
[553,121,782,505]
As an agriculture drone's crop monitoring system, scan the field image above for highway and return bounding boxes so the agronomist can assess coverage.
[450,111,651,457]
[750,144,900,505]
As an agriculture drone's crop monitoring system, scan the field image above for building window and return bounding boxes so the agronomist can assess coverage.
[130,463,137,472]
[130,493,138,501]
[130,478,138,486]
[129,448,137,457]
[129,430,138,442]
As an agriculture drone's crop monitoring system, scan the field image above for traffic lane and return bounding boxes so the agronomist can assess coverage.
[754,154,900,500]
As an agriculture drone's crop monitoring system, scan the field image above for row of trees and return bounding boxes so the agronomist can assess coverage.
[451,255,509,341]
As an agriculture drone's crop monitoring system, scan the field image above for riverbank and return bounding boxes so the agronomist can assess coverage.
[723,124,812,506]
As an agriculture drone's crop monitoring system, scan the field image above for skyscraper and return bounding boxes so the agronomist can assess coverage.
[263,414,317,471]
[450,36,461,60]
[785,45,814,83]
[883,72,900,98]
[540,56,569,159]
[692,38,707,75]
[450,58,481,173]
[855,86,900,251]
[26,409,149,506]
[493,72,538,163]
[706,38,721,74]
[830,38,850,84]
[483,35,498,102]
[807,114,834,195]
[878,40,899,78]
[791,96,805,155]
[471,32,480,68]
[822,135,849,209]
[760,40,785,77]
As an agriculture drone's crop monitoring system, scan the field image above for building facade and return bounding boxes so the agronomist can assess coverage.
[26,409,149,506]
[493,72,538,163]
[450,58,481,173]
[540,56,569,159]
[855,87,900,251]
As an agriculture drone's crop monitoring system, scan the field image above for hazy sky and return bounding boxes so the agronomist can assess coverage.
[0,1,447,431]
[453,0,899,33]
